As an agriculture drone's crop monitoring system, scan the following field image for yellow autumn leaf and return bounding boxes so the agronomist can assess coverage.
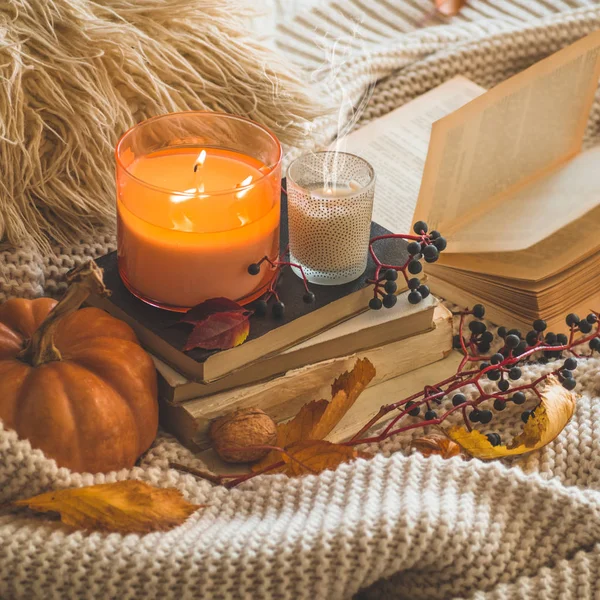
[447,377,576,459]
[309,357,376,440]
[252,399,328,472]
[282,440,360,476]
[14,480,202,533]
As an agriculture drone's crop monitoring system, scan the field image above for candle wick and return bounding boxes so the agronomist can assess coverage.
[194,164,199,173]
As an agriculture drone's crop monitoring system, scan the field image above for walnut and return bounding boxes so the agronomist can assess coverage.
[209,408,277,463]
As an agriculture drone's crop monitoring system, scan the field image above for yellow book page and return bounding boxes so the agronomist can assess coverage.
[335,76,485,234]
[433,204,600,281]
[414,30,600,252]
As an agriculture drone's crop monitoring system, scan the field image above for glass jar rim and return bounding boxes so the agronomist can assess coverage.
[286,150,376,198]
[115,111,283,196]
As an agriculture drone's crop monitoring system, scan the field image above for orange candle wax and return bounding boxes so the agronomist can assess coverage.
[117,147,280,310]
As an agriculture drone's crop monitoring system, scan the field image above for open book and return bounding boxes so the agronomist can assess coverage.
[341,31,600,331]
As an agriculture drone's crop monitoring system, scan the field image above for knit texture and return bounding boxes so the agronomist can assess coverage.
[2,1,600,598]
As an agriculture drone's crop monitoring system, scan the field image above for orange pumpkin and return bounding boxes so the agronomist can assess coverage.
[0,262,158,473]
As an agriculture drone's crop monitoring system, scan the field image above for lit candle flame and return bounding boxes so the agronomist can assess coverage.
[193,149,207,172]
[235,175,254,199]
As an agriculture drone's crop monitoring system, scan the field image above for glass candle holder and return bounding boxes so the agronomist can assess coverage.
[287,151,375,285]
[116,112,282,311]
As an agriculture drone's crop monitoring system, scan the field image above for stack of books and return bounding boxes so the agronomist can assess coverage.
[90,208,455,450]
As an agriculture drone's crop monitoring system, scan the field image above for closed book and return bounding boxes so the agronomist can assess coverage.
[156,289,436,404]
[88,189,405,382]
[159,303,453,450]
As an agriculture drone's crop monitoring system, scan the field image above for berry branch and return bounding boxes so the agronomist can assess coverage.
[247,248,316,319]
[367,220,447,310]
[346,306,599,447]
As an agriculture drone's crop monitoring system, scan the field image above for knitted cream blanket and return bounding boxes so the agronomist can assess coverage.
[2,1,600,598]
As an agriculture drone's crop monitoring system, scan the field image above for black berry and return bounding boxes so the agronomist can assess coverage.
[533,319,547,332]
[557,334,568,345]
[303,291,316,304]
[383,294,398,308]
[505,334,520,349]
[544,332,557,344]
[408,277,420,290]
[254,299,269,316]
[509,367,522,380]
[408,260,423,275]
[497,326,507,338]
[452,394,466,407]
[407,291,422,305]
[247,263,261,275]
[272,301,285,318]
[566,313,580,327]
[512,392,526,405]
[498,379,510,392]
[433,236,447,251]
[472,304,485,319]
[453,335,464,349]
[563,357,577,371]
[478,342,491,353]
[429,230,440,239]
[369,297,383,310]
[413,220,428,234]
[587,313,598,324]
[493,399,506,411]
[470,321,486,335]
[521,410,534,423]
[385,269,398,281]
[481,331,494,344]
[479,362,490,370]
[406,401,420,417]
[407,241,421,255]
[487,369,501,381]
[562,377,577,391]
[423,245,439,263]
[418,285,430,299]
[490,352,504,365]
[424,409,437,421]
[514,341,527,356]
[579,320,593,334]
[479,410,493,424]
[590,337,600,351]
[469,409,481,423]
[384,280,398,294]
[487,433,502,446]
[526,330,539,346]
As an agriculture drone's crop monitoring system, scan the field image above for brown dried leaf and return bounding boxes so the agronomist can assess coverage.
[252,399,328,472]
[411,434,463,459]
[14,481,202,533]
[447,377,576,459]
[309,358,376,440]
[282,440,359,476]
[435,0,467,17]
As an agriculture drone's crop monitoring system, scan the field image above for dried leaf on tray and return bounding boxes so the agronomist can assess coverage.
[447,377,576,459]
[181,297,251,351]
[14,480,202,533]
[282,440,360,476]
[411,434,463,459]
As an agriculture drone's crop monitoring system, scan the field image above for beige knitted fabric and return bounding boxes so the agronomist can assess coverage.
[2,1,600,599]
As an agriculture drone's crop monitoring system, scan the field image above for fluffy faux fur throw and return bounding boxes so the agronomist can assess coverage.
[0,0,321,250]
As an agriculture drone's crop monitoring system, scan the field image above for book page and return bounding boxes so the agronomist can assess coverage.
[415,30,600,250]
[336,76,485,234]
[431,202,600,281]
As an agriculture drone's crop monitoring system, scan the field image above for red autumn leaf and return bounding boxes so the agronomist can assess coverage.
[183,311,251,351]
[180,297,248,325]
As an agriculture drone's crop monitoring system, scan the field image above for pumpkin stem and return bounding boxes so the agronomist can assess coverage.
[19,261,110,367]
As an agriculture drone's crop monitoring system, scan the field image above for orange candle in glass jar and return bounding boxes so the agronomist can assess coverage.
[115,113,281,311]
